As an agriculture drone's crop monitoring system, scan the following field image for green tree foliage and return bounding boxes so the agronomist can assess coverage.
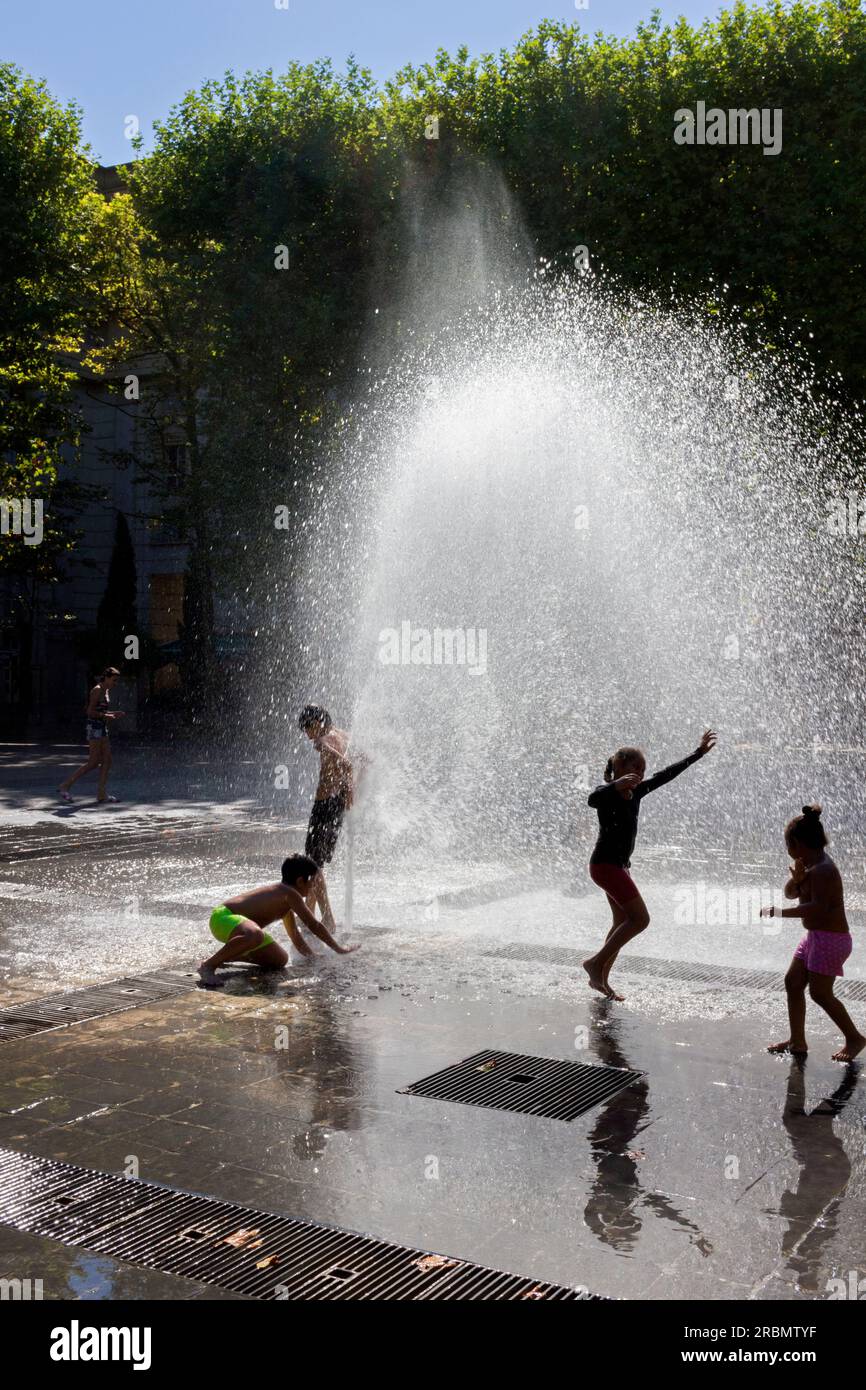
[380,0,866,390]
[0,65,91,472]
[92,60,388,719]
[0,64,116,726]
[0,64,124,514]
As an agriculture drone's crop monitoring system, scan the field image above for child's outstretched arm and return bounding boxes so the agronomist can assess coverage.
[283,887,359,954]
[640,729,717,796]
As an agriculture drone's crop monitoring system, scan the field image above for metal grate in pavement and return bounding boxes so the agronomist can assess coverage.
[399,1048,642,1121]
[0,970,198,1043]
[0,1147,596,1301]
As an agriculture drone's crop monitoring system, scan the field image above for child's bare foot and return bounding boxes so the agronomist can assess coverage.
[601,970,625,1001]
[197,962,225,988]
[831,1034,866,1063]
[767,1039,808,1056]
[583,960,615,998]
[337,943,360,954]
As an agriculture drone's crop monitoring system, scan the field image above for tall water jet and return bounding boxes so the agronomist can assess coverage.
[281,173,866,878]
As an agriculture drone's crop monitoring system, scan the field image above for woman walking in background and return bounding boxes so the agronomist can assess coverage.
[58,667,125,804]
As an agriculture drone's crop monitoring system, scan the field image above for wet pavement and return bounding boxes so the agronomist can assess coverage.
[1,772,865,1300]
[0,739,299,831]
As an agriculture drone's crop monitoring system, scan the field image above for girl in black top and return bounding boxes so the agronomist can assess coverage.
[583,729,716,999]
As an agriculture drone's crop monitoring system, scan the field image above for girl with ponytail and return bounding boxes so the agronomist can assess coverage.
[583,729,717,1000]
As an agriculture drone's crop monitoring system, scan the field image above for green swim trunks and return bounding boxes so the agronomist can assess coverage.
[209,905,276,956]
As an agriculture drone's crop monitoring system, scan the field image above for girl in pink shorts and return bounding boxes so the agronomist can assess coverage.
[760,804,864,1062]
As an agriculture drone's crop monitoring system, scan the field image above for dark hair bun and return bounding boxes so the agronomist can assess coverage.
[801,803,822,818]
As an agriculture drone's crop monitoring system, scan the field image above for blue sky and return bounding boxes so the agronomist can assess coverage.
[4,0,726,164]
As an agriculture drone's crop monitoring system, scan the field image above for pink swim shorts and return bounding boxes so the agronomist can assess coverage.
[589,862,640,908]
[793,930,853,977]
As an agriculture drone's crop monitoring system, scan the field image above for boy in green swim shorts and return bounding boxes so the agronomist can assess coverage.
[198,854,359,988]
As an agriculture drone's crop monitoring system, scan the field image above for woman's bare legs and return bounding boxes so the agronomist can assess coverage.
[96,741,112,801]
[59,740,103,794]
[584,893,650,1000]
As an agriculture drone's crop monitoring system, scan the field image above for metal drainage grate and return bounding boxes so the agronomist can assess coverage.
[399,1048,642,1122]
[0,1147,595,1301]
[483,945,866,1004]
[0,969,199,1043]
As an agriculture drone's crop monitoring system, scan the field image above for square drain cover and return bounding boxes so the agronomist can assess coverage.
[399,1049,642,1121]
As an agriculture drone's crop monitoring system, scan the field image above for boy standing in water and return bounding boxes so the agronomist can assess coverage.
[199,854,359,987]
[298,705,354,932]
[761,804,864,1062]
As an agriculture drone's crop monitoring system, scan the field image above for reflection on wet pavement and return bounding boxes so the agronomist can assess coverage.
[1,823,865,1300]
[774,1063,859,1293]
[584,1000,713,1258]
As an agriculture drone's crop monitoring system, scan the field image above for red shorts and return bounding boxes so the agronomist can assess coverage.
[589,862,640,907]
